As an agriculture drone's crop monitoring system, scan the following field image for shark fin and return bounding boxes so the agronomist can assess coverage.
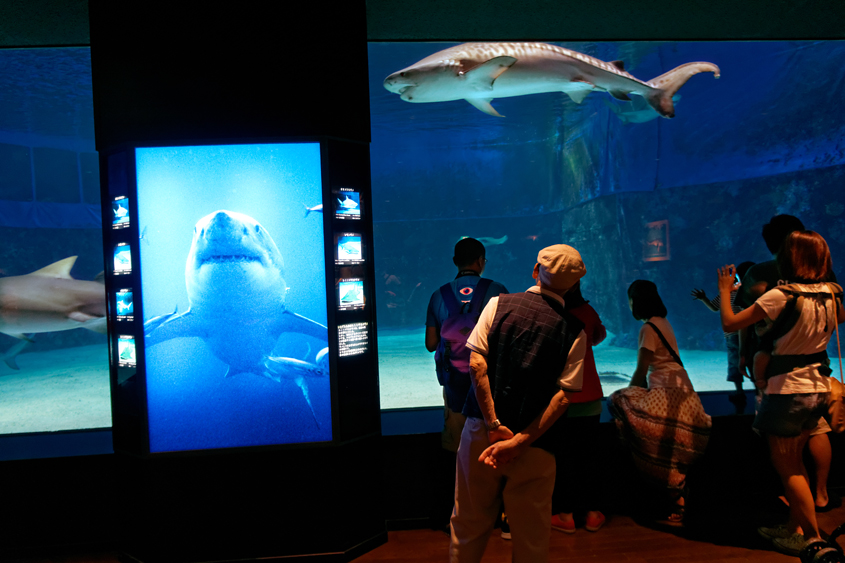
[466,98,503,117]
[30,256,77,279]
[609,90,632,101]
[461,56,517,90]
[280,310,329,343]
[294,376,320,427]
[565,90,591,104]
[94,271,106,284]
[645,62,720,118]
[610,60,625,71]
[69,311,100,323]
[1,336,33,371]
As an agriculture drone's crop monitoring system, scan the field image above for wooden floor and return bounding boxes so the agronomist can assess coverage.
[6,501,845,563]
[354,505,845,563]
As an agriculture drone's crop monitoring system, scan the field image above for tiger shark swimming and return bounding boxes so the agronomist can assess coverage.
[143,210,329,424]
[383,42,720,118]
[0,256,107,370]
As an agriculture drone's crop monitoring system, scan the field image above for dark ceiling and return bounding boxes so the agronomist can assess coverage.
[2,0,845,48]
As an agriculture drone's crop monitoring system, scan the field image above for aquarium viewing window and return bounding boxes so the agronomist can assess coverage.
[368,40,845,412]
[0,47,111,447]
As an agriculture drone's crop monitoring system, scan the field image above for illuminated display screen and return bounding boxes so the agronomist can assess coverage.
[338,278,365,310]
[136,143,332,452]
[113,243,131,275]
[112,196,130,229]
[338,322,369,357]
[115,289,134,322]
[117,335,136,367]
[335,233,363,265]
[334,188,361,220]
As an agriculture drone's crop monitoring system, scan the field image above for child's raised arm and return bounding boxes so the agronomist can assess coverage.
[690,288,718,312]
[718,265,766,332]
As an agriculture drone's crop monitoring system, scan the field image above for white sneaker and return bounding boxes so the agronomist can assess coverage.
[772,532,808,556]
[757,524,790,540]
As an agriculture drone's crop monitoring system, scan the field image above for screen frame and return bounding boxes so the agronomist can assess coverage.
[102,136,379,458]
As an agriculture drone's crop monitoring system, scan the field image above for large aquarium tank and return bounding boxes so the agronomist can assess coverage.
[0,47,108,435]
[368,41,845,410]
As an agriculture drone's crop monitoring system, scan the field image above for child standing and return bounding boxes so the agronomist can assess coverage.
[691,261,755,398]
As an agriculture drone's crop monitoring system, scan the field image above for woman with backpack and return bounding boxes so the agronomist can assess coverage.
[717,230,844,556]
[609,280,712,526]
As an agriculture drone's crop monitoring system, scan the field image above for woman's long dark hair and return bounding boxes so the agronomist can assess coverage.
[628,280,667,321]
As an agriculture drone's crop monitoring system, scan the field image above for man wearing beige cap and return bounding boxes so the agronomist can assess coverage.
[449,245,587,563]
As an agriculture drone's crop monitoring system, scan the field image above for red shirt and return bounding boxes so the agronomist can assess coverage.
[566,303,605,403]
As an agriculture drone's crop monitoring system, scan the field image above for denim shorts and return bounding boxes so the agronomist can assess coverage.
[753,392,828,437]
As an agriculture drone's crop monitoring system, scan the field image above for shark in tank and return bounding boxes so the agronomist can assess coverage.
[383,42,719,118]
[0,256,107,370]
[143,210,329,424]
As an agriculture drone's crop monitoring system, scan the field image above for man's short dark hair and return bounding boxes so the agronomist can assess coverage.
[627,280,667,320]
[736,261,755,281]
[762,215,805,255]
[454,238,485,268]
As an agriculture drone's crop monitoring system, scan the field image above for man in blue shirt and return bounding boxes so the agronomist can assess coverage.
[426,238,508,452]
[425,238,507,532]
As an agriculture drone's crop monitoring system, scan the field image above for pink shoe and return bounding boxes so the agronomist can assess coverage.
[550,514,576,534]
[585,512,606,532]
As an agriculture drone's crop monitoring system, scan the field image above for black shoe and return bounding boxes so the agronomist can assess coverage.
[500,514,511,540]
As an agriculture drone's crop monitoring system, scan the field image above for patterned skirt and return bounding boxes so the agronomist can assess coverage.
[608,387,712,489]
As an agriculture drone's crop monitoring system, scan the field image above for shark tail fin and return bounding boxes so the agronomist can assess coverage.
[644,62,720,118]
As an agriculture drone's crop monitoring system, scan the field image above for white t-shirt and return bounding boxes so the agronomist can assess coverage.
[639,317,694,391]
[755,283,837,394]
[466,285,586,392]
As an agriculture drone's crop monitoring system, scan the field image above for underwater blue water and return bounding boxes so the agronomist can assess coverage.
[136,143,331,452]
[368,41,845,409]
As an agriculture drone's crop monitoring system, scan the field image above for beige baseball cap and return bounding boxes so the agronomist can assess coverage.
[537,244,586,290]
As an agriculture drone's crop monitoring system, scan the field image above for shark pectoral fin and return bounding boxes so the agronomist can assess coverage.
[94,271,106,284]
[280,311,328,343]
[466,98,503,117]
[609,90,632,101]
[564,90,591,104]
[30,256,77,279]
[69,311,100,323]
[462,56,517,91]
[144,308,197,346]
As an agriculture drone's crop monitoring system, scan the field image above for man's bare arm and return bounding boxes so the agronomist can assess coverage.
[470,351,514,444]
[478,389,570,468]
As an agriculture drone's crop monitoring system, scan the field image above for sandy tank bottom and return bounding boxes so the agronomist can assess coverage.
[0,344,111,434]
[376,327,844,409]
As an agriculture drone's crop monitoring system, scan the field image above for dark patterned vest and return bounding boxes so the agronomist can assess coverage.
[464,291,584,451]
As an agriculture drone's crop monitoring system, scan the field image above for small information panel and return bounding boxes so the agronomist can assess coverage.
[338,322,369,357]
[112,196,130,229]
[116,288,134,322]
[333,188,361,220]
[335,233,363,265]
[113,243,132,275]
[118,335,137,367]
[337,278,365,311]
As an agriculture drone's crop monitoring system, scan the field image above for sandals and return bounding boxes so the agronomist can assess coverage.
[659,487,687,527]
